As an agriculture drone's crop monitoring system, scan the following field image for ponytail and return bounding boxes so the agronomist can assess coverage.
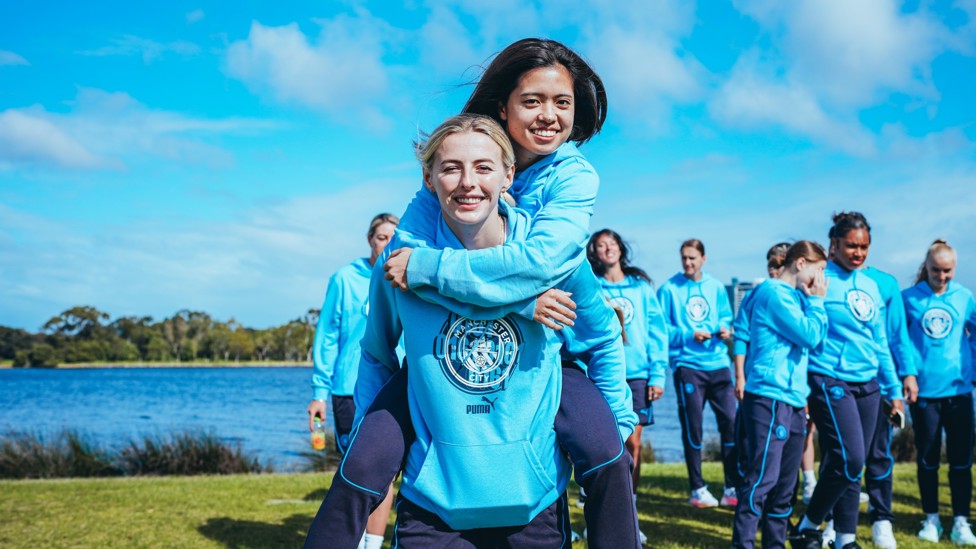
[915,239,955,285]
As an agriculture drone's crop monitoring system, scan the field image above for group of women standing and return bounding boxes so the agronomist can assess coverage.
[300,37,976,549]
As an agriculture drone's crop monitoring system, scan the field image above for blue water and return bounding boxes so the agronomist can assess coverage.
[0,367,720,469]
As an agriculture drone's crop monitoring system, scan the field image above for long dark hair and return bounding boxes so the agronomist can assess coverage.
[462,38,607,146]
[586,229,652,284]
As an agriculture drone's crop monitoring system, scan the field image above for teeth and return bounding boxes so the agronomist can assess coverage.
[534,130,557,137]
[454,197,482,204]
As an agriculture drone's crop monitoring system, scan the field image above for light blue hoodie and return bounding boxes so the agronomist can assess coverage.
[310,258,371,400]
[733,289,758,358]
[863,266,918,378]
[657,272,733,371]
[903,280,976,398]
[743,279,829,408]
[809,261,902,398]
[353,203,635,530]
[390,142,598,318]
[598,276,669,388]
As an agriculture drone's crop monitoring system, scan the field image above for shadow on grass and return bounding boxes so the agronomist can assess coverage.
[304,488,328,502]
[198,514,311,549]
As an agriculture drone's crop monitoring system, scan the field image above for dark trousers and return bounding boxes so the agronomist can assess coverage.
[304,365,639,549]
[910,393,974,517]
[674,366,740,491]
[392,493,572,548]
[865,401,894,523]
[732,394,806,549]
[805,374,880,534]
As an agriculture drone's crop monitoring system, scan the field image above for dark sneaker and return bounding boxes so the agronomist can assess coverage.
[827,542,862,549]
[792,529,823,549]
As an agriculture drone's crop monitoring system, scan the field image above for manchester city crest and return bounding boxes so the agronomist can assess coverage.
[434,314,522,394]
[609,296,635,325]
[845,289,876,322]
[686,295,710,323]
[921,307,952,339]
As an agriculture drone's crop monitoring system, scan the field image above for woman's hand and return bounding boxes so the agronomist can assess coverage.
[802,270,829,298]
[533,289,576,330]
[715,327,731,340]
[693,331,712,343]
[307,400,326,431]
[383,248,413,290]
[648,386,664,402]
[734,375,746,402]
[902,375,919,404]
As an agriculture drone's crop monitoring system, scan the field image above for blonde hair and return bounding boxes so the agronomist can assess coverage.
[915,239,957,284]
[415,114,515,176]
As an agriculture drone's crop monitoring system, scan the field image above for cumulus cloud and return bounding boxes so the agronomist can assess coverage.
[224,17,393,129]
[0,50,29,66]
[77,35,200,63]
[715,0,969,153]
[0,88,281,172]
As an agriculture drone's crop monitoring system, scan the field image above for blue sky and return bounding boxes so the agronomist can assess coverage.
[1,0,974,331]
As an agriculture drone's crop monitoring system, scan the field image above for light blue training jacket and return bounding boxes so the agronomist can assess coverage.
[809,262,902,398]
[657,272,734,371]
[743,279,829,408]
[354,203,635,531]
[598,275,669,388]
[733,289,758,359]
[863,266,918,378]
[310,258,372,400]
[903,280,976,399]
[388,142,598,319]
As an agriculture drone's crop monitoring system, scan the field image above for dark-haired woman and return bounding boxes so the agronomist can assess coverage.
[731,241,829,549]
[658,239,740,508]
[587,229,668,543]
[310,39,641,549]
[903,240,976,545]
[793,212,906,549]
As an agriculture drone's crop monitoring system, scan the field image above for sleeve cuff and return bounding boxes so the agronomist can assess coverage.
[406,247,439,289]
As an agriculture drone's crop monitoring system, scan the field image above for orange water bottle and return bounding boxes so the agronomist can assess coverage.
[311,417,326,451]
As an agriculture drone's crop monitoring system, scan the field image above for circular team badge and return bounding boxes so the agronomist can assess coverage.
[775,424,788,441]
[921,307,953,339]
[338,433,350,449]
[845,289,876,322]
[829,386,845,400]
[684,382,695,395]
[609,296,635,325]
[686,295,710,323]
[435,315,522,395]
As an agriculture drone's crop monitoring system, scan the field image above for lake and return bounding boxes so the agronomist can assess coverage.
[0,366,720,470]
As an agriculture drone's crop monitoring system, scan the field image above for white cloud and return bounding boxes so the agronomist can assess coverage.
[0,109,110,170]
[0,88,281,172]
[0,50,29,66]
[186,9,205,24]
[224,17,392,129]
[0,177,420,329]
[710,52,876,156]
[78,35,200,63]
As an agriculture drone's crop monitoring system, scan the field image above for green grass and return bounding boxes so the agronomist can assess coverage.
[0,463,961,548]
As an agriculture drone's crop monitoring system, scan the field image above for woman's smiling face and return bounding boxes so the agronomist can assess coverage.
[499,63,575,169]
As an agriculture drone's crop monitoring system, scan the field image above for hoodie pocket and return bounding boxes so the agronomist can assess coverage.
[411,439,557,530]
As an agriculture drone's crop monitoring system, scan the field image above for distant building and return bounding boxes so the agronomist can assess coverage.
[725,277,766,317]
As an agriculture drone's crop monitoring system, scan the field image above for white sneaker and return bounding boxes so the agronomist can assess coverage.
[872,520,897,549]
[720,486,739,507]
[639,529,648,545]
[951,519,976,545]
[571,530,581,543]
[822,519,836,548]
[802,478,817,504]
[859,491,869,504]
[576,487,587,508]
[689,486,719,508]
[918,517,943,543]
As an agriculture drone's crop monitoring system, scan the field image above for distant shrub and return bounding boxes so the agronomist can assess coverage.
[0,430,120,479]
[640,441,656,464]
[118,432,270,476]
[0,430,269,479]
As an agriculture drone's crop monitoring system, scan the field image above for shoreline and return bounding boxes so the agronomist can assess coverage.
[0,361,311,370]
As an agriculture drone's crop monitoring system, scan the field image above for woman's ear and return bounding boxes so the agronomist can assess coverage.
[501,165,514,193]
[423,170,435,193]
[498,101,508,121]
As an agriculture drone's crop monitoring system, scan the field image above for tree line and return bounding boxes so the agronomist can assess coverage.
[0,306,319,367]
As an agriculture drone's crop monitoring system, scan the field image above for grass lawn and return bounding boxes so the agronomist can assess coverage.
[0,462,958,548]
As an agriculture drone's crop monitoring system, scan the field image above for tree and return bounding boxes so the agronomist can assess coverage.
[43,306,111,340]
